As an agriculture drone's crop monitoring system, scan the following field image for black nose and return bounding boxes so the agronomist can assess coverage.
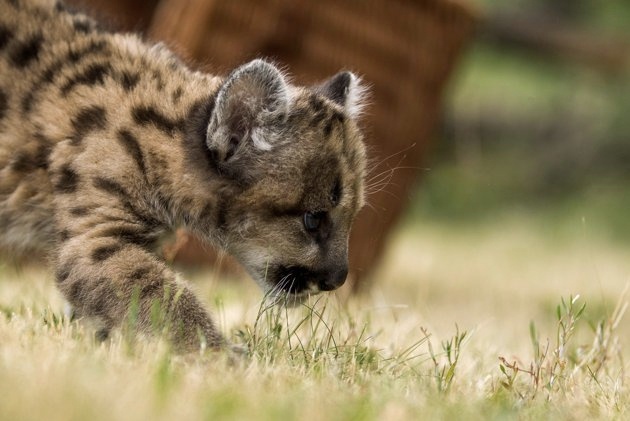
[318,267,348,291]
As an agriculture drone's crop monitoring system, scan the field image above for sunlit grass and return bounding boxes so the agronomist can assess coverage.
[1,214,629,420]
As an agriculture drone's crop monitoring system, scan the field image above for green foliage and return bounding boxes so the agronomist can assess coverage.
[475,0,630,32]
[426,1,630,232]
[424,325,468,393]
[0,227,629,419]
[233,295,414,381]
[498,293,626,404]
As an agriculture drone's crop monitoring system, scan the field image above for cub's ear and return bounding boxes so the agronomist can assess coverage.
[315,71,367,118]
[206,59,289,162]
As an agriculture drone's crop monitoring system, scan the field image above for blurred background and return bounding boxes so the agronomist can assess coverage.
[421,0,630,237]
[66,0,630,295]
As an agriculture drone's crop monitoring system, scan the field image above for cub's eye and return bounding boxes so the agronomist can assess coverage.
[303,211,324,232]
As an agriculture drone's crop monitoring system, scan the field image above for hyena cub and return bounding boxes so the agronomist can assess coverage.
[0,0,367,350]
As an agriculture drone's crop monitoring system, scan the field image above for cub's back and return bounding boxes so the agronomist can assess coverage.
[0,0,77,253]
[0,0,216,255]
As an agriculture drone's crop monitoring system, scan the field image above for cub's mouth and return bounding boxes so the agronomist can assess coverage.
[262,264,348,306]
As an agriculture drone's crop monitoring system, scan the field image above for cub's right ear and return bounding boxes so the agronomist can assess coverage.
[206,59,289,164]
[315,71,367,119]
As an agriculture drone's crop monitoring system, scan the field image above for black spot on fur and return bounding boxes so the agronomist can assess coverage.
[10,149,46,172]
[130,267,151,280]
[198,203,214,222]
[71,105,107,144]
[117,129,146,175]
[154,192,173,220]
[68,40,107,63]
[0,89,7,121]
[55,264,72,283]
[151,70,165,91]
[69,206,90,216]
[98,225,153,247]
[127,206,161,230]
[215,199,228,230]
[267,203,302,219]
[21,60,64,111]
[9,34,43,67]
[132,105,184,136]
[324,118,334,137]
[93,177,162,229]
[34,131,52,144]
[67,279,82,303]
[120,71,139,91]
[91,244,122,262]
[58,229,70,242]
[309,95,326,114]
[93,177,127,199]
[61,63,110,95]
[56,2,84,17]
[73,19,92,34]
[54,165,79,193]
[140,279,162,299]
[286,106,308,126]
[331,177,342,206]
[22,41,107,114]
[0,24,14,51]
[308,96,330,128]
[90,279,112,317]
[311,110,327,129]
[95,328,109,341]
[35,145,51,169]
[172,87,183,103]
[20,94,34,115]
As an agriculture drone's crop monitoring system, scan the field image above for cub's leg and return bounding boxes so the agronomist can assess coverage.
[52,176,223,351]
[56,234,223,351]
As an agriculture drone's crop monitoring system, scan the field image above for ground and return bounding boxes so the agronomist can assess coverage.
[1,208,628,420]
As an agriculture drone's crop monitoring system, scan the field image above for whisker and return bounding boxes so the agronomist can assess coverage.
[367,163,424,187]
[285,277,295,305]
[264,273,291,306]
[365,142,418,176]
[366,182,401,197]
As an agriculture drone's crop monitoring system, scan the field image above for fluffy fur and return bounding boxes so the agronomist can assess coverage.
[0,0,367,351]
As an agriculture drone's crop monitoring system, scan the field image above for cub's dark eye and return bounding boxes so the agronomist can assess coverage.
[303,211,324,232]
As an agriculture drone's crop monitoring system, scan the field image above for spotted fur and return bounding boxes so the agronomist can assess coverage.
[0,0,367,351]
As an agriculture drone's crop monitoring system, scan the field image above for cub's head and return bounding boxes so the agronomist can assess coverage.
[202,59,366,303]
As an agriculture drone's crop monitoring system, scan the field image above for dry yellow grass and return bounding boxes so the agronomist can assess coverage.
[0,214,628,420]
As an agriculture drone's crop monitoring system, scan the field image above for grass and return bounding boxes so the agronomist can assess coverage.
[0,213,628,420]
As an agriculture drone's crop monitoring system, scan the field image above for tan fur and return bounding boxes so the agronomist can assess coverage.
[0,0,366,351]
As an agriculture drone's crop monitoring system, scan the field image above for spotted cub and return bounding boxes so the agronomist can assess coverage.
[0,0,367,350]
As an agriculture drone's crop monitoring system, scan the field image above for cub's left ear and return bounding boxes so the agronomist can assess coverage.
[206,59,290,162]
[315,71,367,118]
